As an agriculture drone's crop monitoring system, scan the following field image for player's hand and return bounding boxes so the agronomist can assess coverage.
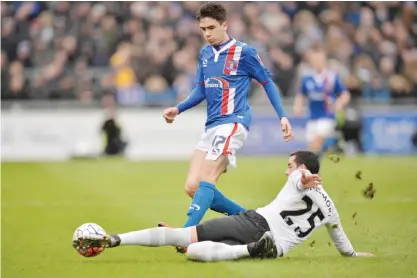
[300,170,322,188]
[280,117,293,142]
[354,252,375,257]
[163,107,179,124]
[333,100,344,113]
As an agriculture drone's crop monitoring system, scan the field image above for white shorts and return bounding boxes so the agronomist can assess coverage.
[306,118,336,142]
[195,123,248,168]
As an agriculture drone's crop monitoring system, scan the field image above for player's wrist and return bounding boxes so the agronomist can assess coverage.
[175,105,182,115]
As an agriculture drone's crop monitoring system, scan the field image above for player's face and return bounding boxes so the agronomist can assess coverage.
[199,17,228,46]
[309,51,326,72]
[285,156,298,176]
[286,155,307,176]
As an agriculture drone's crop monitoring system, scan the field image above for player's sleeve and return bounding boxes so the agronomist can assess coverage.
[299,77,308,96]
[243,47,286,119]
[289,169,307,191]
[325,212,356,257]
[176,53,206,114]
[334,75,346,97]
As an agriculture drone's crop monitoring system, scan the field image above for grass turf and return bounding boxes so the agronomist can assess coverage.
[2,156,417,278]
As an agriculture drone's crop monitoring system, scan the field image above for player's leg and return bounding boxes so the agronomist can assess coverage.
[184,132,245,217]
[183,123,247,227]
[76,226,198,252]
[307,119,336,161]
[78,212,263,248]
[306,120,324,159]
[184,150,206,198]
[186,210,278,262]
[186,232,276,262]
[184,149,235,210]
[76,212,277,262]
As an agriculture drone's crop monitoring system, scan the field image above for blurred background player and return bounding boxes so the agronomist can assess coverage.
[293,47,350,160]
[162,2,292,237]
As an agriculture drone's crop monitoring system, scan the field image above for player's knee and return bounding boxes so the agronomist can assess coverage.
[184,181,198,198]
[186,242,210,262]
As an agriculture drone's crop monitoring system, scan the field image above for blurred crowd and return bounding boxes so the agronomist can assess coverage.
[1,1,417,106]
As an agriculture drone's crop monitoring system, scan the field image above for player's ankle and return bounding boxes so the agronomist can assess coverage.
[109,234,121,248]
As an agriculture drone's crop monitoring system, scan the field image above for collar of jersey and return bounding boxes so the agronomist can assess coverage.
[212,38,236,62]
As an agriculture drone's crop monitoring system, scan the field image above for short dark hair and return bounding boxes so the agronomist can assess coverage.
[290,151,320,174]
[196,2,227,23]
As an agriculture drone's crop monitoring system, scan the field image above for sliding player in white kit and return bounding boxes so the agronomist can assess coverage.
[74,151,374,261]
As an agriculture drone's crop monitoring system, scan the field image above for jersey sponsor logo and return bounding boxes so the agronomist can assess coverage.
[308,92,326,101]
[306,80,315,91]
[204,77,228,89]
[202,59,208,68]
[204,77,236,115]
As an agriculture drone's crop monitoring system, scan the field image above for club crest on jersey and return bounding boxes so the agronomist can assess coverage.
[225,60,238,71]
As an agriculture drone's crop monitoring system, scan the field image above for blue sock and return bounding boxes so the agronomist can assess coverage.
[183,181,215,228]
[210,188,246,216]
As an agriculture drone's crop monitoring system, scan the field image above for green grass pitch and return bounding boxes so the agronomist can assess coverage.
[2,156,417,278]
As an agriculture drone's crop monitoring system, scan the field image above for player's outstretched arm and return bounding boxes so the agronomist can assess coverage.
[243,46,292,141]
[293,93,304,117]
[299,170,322,189]
[333,75,351,113]
[163,85,205,124]
[326,216,375,258]
[163,53,206,123]
[334,90,350,113]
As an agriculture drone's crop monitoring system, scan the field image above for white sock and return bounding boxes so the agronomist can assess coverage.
[118,227,191,247]
[186,241,250,262]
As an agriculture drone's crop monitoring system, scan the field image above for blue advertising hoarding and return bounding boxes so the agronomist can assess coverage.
[240,112,417,155]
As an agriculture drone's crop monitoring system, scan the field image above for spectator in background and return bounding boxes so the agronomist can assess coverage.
[101,94,127,156]
[3,60,31,100]
[110,43,143,105]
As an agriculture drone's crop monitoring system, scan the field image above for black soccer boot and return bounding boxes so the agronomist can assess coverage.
[247,231,278,259]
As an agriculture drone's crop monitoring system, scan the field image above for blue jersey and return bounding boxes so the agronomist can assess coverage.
[300,70,346,120]
[197,39,272,130]
[177,38,286,131]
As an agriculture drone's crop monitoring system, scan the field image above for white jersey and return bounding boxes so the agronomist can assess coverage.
[256,169,355,257]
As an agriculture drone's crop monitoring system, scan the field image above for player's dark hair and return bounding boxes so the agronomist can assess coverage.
[290,151,320,174]
[196,2,227,23]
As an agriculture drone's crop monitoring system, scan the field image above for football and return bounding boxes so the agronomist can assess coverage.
[72,223,106,257]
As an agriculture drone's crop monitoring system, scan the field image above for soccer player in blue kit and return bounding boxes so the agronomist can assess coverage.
[161,2,293,243]
[293,47,350,160]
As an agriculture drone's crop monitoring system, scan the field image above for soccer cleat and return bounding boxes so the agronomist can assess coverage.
[77,234,121,249]
[157,222,187,253]
[247,231,277,259]
[157,222,172,228]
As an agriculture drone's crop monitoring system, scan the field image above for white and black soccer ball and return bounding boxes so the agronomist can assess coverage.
[72,223,106,257]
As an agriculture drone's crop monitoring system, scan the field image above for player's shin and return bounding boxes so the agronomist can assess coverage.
[117,227,192,247]
[183,181,215,227]
[210,188,246,216]
[186,241,249,262]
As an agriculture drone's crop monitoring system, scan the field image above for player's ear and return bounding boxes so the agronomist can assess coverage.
[222,21,227,31]
[299,164,307,171]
